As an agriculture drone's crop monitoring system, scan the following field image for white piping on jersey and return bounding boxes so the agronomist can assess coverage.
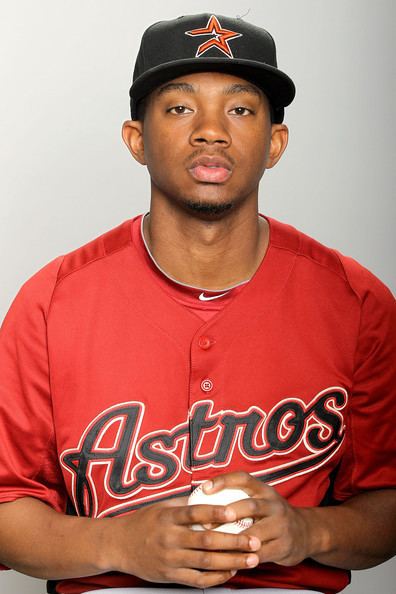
[140,212,251,293]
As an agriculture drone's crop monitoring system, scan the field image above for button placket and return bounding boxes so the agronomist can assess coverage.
[197,335,215,392]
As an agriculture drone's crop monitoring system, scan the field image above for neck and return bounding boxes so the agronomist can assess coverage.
[143,196,269,291]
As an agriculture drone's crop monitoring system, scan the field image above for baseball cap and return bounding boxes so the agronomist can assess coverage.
[129,13,295,123]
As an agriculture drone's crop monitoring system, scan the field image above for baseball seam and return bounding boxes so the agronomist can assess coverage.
[233,517,252,530]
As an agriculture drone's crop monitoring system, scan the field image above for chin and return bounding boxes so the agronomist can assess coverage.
[184,199,235,217]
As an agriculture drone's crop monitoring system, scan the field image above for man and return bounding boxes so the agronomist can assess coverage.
[0,12,395,594]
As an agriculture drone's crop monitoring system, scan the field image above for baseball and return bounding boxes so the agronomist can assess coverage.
[188,484,253,534]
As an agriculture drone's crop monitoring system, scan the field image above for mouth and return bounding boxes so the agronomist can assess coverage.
[188,155,233,184]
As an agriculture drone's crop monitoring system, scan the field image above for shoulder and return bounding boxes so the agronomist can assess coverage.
[2,218,137,324]
[57,218,134,283]
[267,215,395,307]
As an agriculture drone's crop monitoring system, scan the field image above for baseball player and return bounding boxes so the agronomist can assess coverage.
[0,13,395,594]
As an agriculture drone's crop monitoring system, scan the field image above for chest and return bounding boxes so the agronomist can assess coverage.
[48,279,358,517]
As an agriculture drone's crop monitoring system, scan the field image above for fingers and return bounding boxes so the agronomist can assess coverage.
[178,524,261,552]
[113,496,260,586]
[255,536,294,566]
[169,502,237,527]
[199,472,283,530]
[177,547,259,572]
[159,537,259,575]
[228,496,281,521]
[157,528,260,588]
[203,471,277,498]
[170,567,237,589]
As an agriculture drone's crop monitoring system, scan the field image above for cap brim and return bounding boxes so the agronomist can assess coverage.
[129,57,295,123]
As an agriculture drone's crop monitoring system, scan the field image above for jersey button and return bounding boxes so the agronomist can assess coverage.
[198,336,214,350]
[201,379,213,392]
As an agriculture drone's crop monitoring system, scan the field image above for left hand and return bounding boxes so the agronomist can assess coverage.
[202,471,314,567]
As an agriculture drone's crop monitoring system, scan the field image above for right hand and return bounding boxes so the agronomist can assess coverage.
[105,496,261,587]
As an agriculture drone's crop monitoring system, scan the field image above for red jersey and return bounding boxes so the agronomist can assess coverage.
[0,215,395,594]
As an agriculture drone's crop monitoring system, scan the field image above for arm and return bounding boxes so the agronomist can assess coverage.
[0,498,108,579]
[301,488,396,569]
[203,472,396,570]
[0,495,260,585]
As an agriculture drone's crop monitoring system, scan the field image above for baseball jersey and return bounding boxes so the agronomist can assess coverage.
[0,214,395,594]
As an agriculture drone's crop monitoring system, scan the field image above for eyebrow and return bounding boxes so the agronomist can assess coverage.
[156,81,262,98]
[223,83,262,97]
[157,82,195,96]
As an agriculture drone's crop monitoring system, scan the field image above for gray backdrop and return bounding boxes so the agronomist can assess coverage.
[0,1,395,593]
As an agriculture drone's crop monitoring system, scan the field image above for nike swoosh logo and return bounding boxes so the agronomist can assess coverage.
[199,291,229,301]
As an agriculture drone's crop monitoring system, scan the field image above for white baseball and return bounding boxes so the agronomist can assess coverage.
[188,485,253,534]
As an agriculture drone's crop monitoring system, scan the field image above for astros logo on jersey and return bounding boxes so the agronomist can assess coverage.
[185,15,243,58]
[61,387,348,518]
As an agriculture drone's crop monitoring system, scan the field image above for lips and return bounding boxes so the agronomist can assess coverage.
[188,155,233,184]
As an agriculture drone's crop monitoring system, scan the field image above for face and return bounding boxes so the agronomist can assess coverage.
[123,71,288,218]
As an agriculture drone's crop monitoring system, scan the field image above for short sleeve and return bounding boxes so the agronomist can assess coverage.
[0,257,67,513]
[333,265,396,499]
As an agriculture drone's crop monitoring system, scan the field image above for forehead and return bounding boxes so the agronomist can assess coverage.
[152,71,266,100]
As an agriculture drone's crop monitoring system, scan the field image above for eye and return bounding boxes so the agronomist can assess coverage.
[229,106,254,116]
[167,105,193,115]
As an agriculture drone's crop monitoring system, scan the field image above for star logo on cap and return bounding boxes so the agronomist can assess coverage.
[185,15,242,59]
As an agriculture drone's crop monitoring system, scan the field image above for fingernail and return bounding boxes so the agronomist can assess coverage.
[249,536,261,550]
[203,480,213,492]
[225,508,236,521]
[230,570,237,576]
[246,554,258,567]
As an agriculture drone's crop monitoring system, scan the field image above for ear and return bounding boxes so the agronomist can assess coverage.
[121,120,146,165]
[265,124,289,169]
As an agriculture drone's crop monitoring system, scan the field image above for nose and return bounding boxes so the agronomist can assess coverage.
[190,111,231,147]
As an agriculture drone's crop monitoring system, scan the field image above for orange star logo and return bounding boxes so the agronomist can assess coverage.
[185,15,242,59]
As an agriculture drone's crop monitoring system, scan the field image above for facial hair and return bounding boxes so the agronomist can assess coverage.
[184,199,234,216]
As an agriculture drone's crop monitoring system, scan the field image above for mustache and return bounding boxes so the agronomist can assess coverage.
[184,148,235,169]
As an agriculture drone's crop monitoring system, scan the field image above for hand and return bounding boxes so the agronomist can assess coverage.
[202,471,314,567]
[105,495,262,587]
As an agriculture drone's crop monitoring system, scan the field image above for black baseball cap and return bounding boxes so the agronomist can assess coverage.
[129,13,295,123]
